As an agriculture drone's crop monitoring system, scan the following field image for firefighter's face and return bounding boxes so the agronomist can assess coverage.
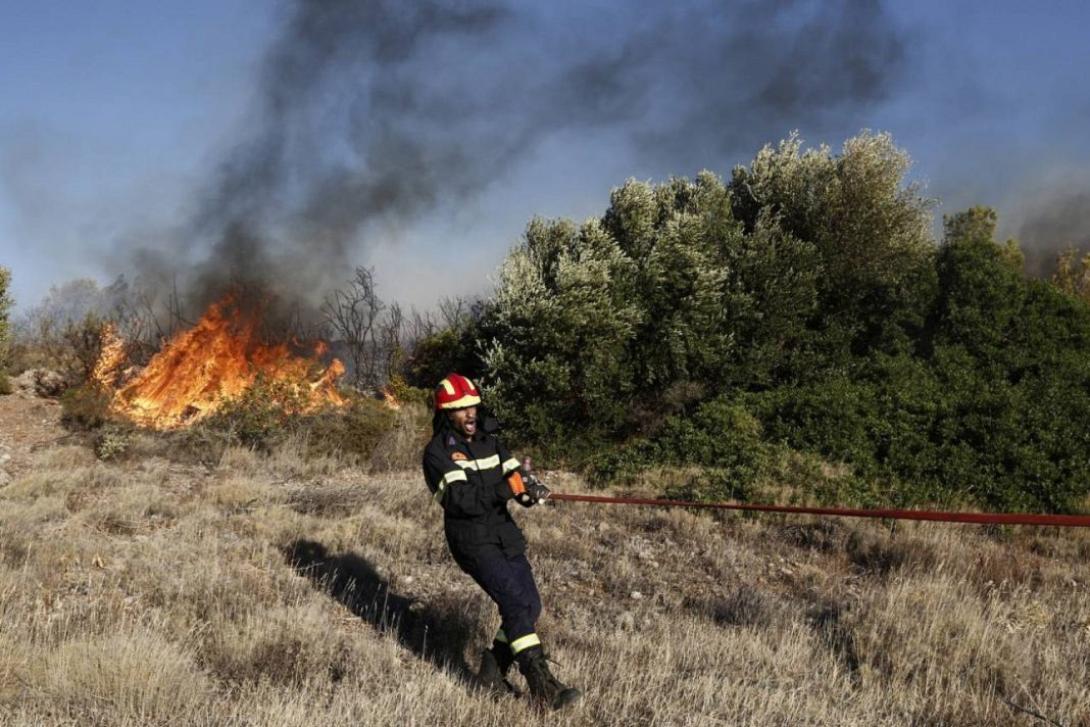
[448,406,478,437]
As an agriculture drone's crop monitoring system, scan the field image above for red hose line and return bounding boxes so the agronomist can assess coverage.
[548,492,1090,528]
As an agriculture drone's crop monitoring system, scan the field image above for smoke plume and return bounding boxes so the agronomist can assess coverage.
[122,0,911,318]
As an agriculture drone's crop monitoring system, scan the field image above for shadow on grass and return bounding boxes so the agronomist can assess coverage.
[284,538,478,682]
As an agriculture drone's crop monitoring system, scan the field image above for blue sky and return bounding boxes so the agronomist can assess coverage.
[2,1,1089,313]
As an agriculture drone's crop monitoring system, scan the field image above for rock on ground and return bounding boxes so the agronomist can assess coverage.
[11,368,68,398]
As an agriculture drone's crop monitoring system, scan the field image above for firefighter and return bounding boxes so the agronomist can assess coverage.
[422,373,581,711]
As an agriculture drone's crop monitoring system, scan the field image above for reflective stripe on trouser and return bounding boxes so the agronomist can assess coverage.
[509,633,540,654]
[454,548,542,655]
[495,628,540,654]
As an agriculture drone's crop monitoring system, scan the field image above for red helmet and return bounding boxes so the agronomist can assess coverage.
[434,373,482,412]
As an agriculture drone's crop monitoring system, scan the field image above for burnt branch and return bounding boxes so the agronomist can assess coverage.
[322,266,386,389]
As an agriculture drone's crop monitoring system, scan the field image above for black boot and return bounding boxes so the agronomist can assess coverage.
[477,640,516,697]
[517,646,582,711]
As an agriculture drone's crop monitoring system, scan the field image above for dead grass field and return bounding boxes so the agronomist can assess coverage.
[1,397,1089,725]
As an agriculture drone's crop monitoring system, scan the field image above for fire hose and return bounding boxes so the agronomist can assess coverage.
[544,492,1090,528]
[517,458,1090,527]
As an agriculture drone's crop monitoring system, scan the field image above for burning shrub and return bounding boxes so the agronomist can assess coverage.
[98,295,346,429]
[64,291,413,466]
[63,313,111,387]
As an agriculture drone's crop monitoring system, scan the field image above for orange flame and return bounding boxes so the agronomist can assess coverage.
[97,296,346,429]
[382,388,402,411]
[91,322,127,388]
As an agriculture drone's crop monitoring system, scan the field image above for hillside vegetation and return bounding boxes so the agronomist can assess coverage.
[422,133,1090,514]
[0,394,1087,725]
[9,133,1090,514]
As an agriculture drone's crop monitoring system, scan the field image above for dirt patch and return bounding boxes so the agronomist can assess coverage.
[0,392,69,478]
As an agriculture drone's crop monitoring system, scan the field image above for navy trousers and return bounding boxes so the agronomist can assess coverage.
[453,545,542,643]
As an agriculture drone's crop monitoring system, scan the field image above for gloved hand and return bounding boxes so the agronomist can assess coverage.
[514,474,551,508]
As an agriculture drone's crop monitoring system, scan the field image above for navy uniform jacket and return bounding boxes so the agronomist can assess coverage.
[422,429,526,558]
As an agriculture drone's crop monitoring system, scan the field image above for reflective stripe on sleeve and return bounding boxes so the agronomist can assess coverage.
[442,470,468,485]
[494,629,508,644]
[501,457,520,475]
[509,633,541,655]
[432,469,468,505]
[453,454,501,471]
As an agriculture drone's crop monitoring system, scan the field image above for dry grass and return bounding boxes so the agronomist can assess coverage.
[1,435,1089,726]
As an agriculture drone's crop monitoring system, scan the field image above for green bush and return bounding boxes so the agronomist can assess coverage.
[94,424,134,461]
[170,382,401,466]
[384,374,430,407]
[403,328,480,389]
[746,378,880,471]
[758,448,871,507]
[729,132,937,360]
[585,436,655,485]
[197,376,307,451]
[479,133,935,457]
[589,399,769,503]
[60,384,114,429]
[654,398,767,498]
[298,397,396,463]
[425,133,1090,514]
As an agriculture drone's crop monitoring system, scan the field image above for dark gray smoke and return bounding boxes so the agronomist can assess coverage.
[126,0,911,318]
[629,0,908,160]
